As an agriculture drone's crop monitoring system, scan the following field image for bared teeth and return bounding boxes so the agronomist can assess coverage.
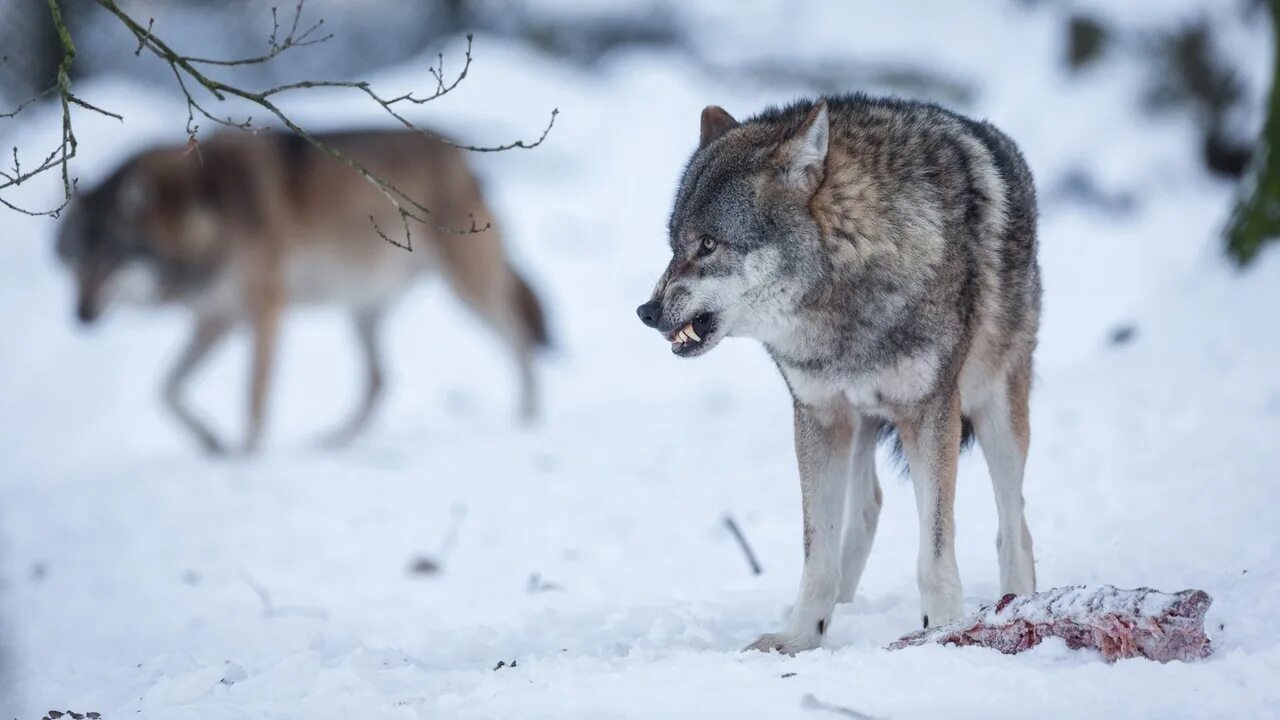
[669,321,703,349]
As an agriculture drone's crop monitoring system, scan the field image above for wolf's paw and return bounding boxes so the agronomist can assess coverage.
[745,632,821,656]
[196,432,229,457]
[920,598,964,630]
[314,428,358,452]
[238,435,263,457]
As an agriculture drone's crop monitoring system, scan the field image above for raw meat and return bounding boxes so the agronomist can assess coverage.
[888,586,1213,663]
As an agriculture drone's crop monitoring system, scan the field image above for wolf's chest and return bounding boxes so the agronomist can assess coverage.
[780,350,941,415]
[282,247,420,306]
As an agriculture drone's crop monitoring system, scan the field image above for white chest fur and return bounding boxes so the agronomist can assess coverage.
[780,349,941,415]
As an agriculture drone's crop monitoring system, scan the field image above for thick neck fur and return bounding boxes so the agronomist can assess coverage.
[756,121,952,379]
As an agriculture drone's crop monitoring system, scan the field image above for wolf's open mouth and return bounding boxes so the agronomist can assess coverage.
[666,313,717,356]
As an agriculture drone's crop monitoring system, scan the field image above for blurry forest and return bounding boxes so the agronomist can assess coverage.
[3,2,1280,716]
[1,0,1276,262]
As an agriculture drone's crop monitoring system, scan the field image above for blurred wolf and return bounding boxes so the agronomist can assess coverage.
[56,129,548,455]
[637,95,1040,653]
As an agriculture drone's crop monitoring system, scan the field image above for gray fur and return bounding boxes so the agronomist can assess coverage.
[640,94,1041,653]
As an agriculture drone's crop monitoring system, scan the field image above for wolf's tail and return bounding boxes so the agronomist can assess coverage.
[877,417,976,475]
[513,270,550,349]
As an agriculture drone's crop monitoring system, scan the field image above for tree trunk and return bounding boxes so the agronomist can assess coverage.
[1225,0,1280,265]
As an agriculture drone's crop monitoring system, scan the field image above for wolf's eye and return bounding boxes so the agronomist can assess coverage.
[697,235,718,257]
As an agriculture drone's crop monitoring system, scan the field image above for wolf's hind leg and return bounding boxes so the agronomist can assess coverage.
[837,413,882,603]
[447,273,541,423]
[897,389,965,629]
[511,335,538,424]
[319,308,386,448]
[164,315,233,455]
[747,400,852,655]
[502,273,545,423]
[464,289,538,423]
[972,362,1036,595]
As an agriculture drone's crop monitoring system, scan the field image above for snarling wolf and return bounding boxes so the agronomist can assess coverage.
[57,130,548,455]
[638,95,1040,653]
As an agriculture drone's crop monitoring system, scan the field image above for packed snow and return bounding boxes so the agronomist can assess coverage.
[2,2,1279,718]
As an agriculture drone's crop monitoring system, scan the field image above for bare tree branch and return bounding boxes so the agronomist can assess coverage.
[0,0,558,249]
[0,85,57,121]
[0,0,122,217]
[180,0,332,67]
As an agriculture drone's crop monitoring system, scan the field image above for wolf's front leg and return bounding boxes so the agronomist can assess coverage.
[747,401,852,655]
[164,314,233,455]
[897,390,964,628]
[244,276,284,455]
[837,413,883,603]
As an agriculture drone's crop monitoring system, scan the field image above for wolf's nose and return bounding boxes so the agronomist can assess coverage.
[636,301,660,328]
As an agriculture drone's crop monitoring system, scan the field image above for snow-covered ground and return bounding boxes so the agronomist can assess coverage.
[3,2,1279,717]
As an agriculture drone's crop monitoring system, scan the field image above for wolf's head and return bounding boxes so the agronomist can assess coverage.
[638,101,830,357]
[55,149,227,324]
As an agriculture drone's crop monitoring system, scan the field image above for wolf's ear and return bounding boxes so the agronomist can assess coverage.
[700,105,739,149]
[779,101,829,190]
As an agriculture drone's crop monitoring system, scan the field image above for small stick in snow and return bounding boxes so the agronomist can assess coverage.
[241,571,328,619]
[408,503,468,577]
[887,585,1213,663]
[724,514,763,576]
[801,694,882,720]
[437,503,468,560]
[527,573,565,594]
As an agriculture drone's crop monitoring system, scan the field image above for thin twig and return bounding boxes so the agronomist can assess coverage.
[132,17,153,56]
[801,694,883,720]
[0,84,57,120]
[437,503,468,562]
[1,0,557,246]
[724,514,763,576]
[407,503,469,576]
[97,0,556,247]
[241,571,328,619]
[0,0,81,216]
[0,0,121,216]
[181,0,332,67]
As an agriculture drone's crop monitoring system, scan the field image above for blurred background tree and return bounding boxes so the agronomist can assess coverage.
[1225,0,1280,265]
